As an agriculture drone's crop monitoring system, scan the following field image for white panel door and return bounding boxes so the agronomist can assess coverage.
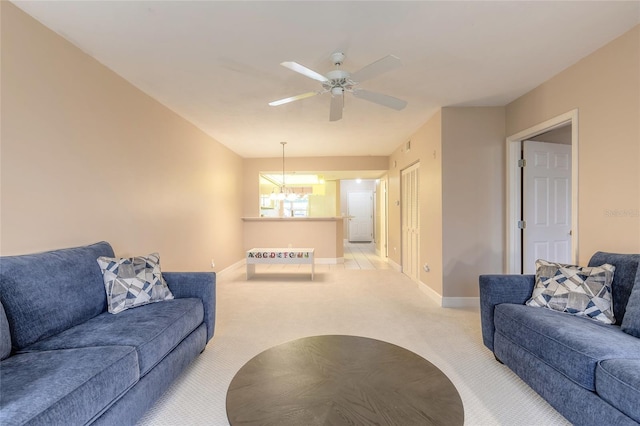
[348,191,373,242]
[523,141,572,273]
[401,163,420,281]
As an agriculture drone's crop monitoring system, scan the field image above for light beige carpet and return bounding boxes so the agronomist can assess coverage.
[137,265,570,425]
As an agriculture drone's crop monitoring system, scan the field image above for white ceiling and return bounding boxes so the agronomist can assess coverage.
[12,1,640,158]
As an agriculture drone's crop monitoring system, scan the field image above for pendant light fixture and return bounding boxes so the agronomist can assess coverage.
[270,142,288,201]
[279,141,287,200]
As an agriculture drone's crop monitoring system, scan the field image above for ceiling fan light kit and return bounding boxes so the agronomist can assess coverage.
[269,52,407,121]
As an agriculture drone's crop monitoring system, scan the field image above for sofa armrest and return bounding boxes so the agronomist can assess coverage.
[479,274,535,351]
[163,272,216,343]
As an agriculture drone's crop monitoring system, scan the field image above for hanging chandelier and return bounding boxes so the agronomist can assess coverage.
[268,142,310,202]
[270,142,291,201]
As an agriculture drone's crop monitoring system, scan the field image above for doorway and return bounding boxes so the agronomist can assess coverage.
[381,179,388,258]
[506,110,579,274]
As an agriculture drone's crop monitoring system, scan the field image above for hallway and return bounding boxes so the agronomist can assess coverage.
[342,241,392,270]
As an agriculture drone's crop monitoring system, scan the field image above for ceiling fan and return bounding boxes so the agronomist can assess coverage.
[269,52,407,122]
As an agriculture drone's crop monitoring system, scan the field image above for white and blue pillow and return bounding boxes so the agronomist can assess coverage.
[97,252,173,314]
[527,259,616,324]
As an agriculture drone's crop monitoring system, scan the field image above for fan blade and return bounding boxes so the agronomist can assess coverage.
[350,55,402,83]
[329,92,343,122]
[281,61,329,83]
[353,89,407,110]
[269,91,319,106]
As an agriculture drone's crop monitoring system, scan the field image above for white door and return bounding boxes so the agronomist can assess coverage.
[401,163,420,281]
[348,191,373,242]
[523,141,572,273]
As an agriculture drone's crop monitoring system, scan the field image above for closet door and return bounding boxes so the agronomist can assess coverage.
[401,163,420,281]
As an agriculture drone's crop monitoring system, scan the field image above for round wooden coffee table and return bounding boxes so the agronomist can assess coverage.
[226,335,464,425]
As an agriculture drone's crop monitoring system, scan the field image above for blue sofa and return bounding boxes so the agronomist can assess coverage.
[0,242,216,425]
[480,252,640,426]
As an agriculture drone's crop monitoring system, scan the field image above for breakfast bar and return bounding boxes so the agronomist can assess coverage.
[242,217,344,265]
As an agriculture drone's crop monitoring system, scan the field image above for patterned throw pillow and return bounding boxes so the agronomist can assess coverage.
[97,253,173,314]
[526,259,616,324]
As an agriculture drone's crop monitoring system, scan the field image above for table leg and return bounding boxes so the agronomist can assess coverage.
[247,263,255,280]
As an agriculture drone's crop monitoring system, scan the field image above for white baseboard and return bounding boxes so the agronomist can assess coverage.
[417,281,479,308]
[418,281,443,306]
[387,259,401,272]
[441,297,480,309]
[217,259,245,278]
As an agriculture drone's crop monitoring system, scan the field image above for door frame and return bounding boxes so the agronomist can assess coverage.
[380,178,388,258]
[505,109,579,273]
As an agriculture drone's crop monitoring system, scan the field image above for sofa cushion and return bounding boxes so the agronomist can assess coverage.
[0,302,11,360]
[494,303,640,391]
[0,242,114,350]
[588,252,640,323]
[596,359,640,423]
[527,259,615,324]
[0,346,138,426]
[21,298,203,376]
[97,252,174,314]
[621,279,640,338]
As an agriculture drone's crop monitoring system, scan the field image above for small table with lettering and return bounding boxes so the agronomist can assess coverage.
[246,248,315,280]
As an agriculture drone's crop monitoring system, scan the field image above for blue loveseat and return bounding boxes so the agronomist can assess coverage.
[480,252,640,426]
[0,242,216,425]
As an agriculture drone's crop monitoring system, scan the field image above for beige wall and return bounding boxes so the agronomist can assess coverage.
[242,156,387,217]
[388,108,505,299]
[506,25,640,260]
[441,107,505,298]
[1,3,244,271]
[388,110,444,293]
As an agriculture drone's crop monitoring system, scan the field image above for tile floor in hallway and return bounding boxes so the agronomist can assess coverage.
[342,241,392,270]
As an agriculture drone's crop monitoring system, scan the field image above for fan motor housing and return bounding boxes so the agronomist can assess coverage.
[324,69,352,91]
[326,70,350,80]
